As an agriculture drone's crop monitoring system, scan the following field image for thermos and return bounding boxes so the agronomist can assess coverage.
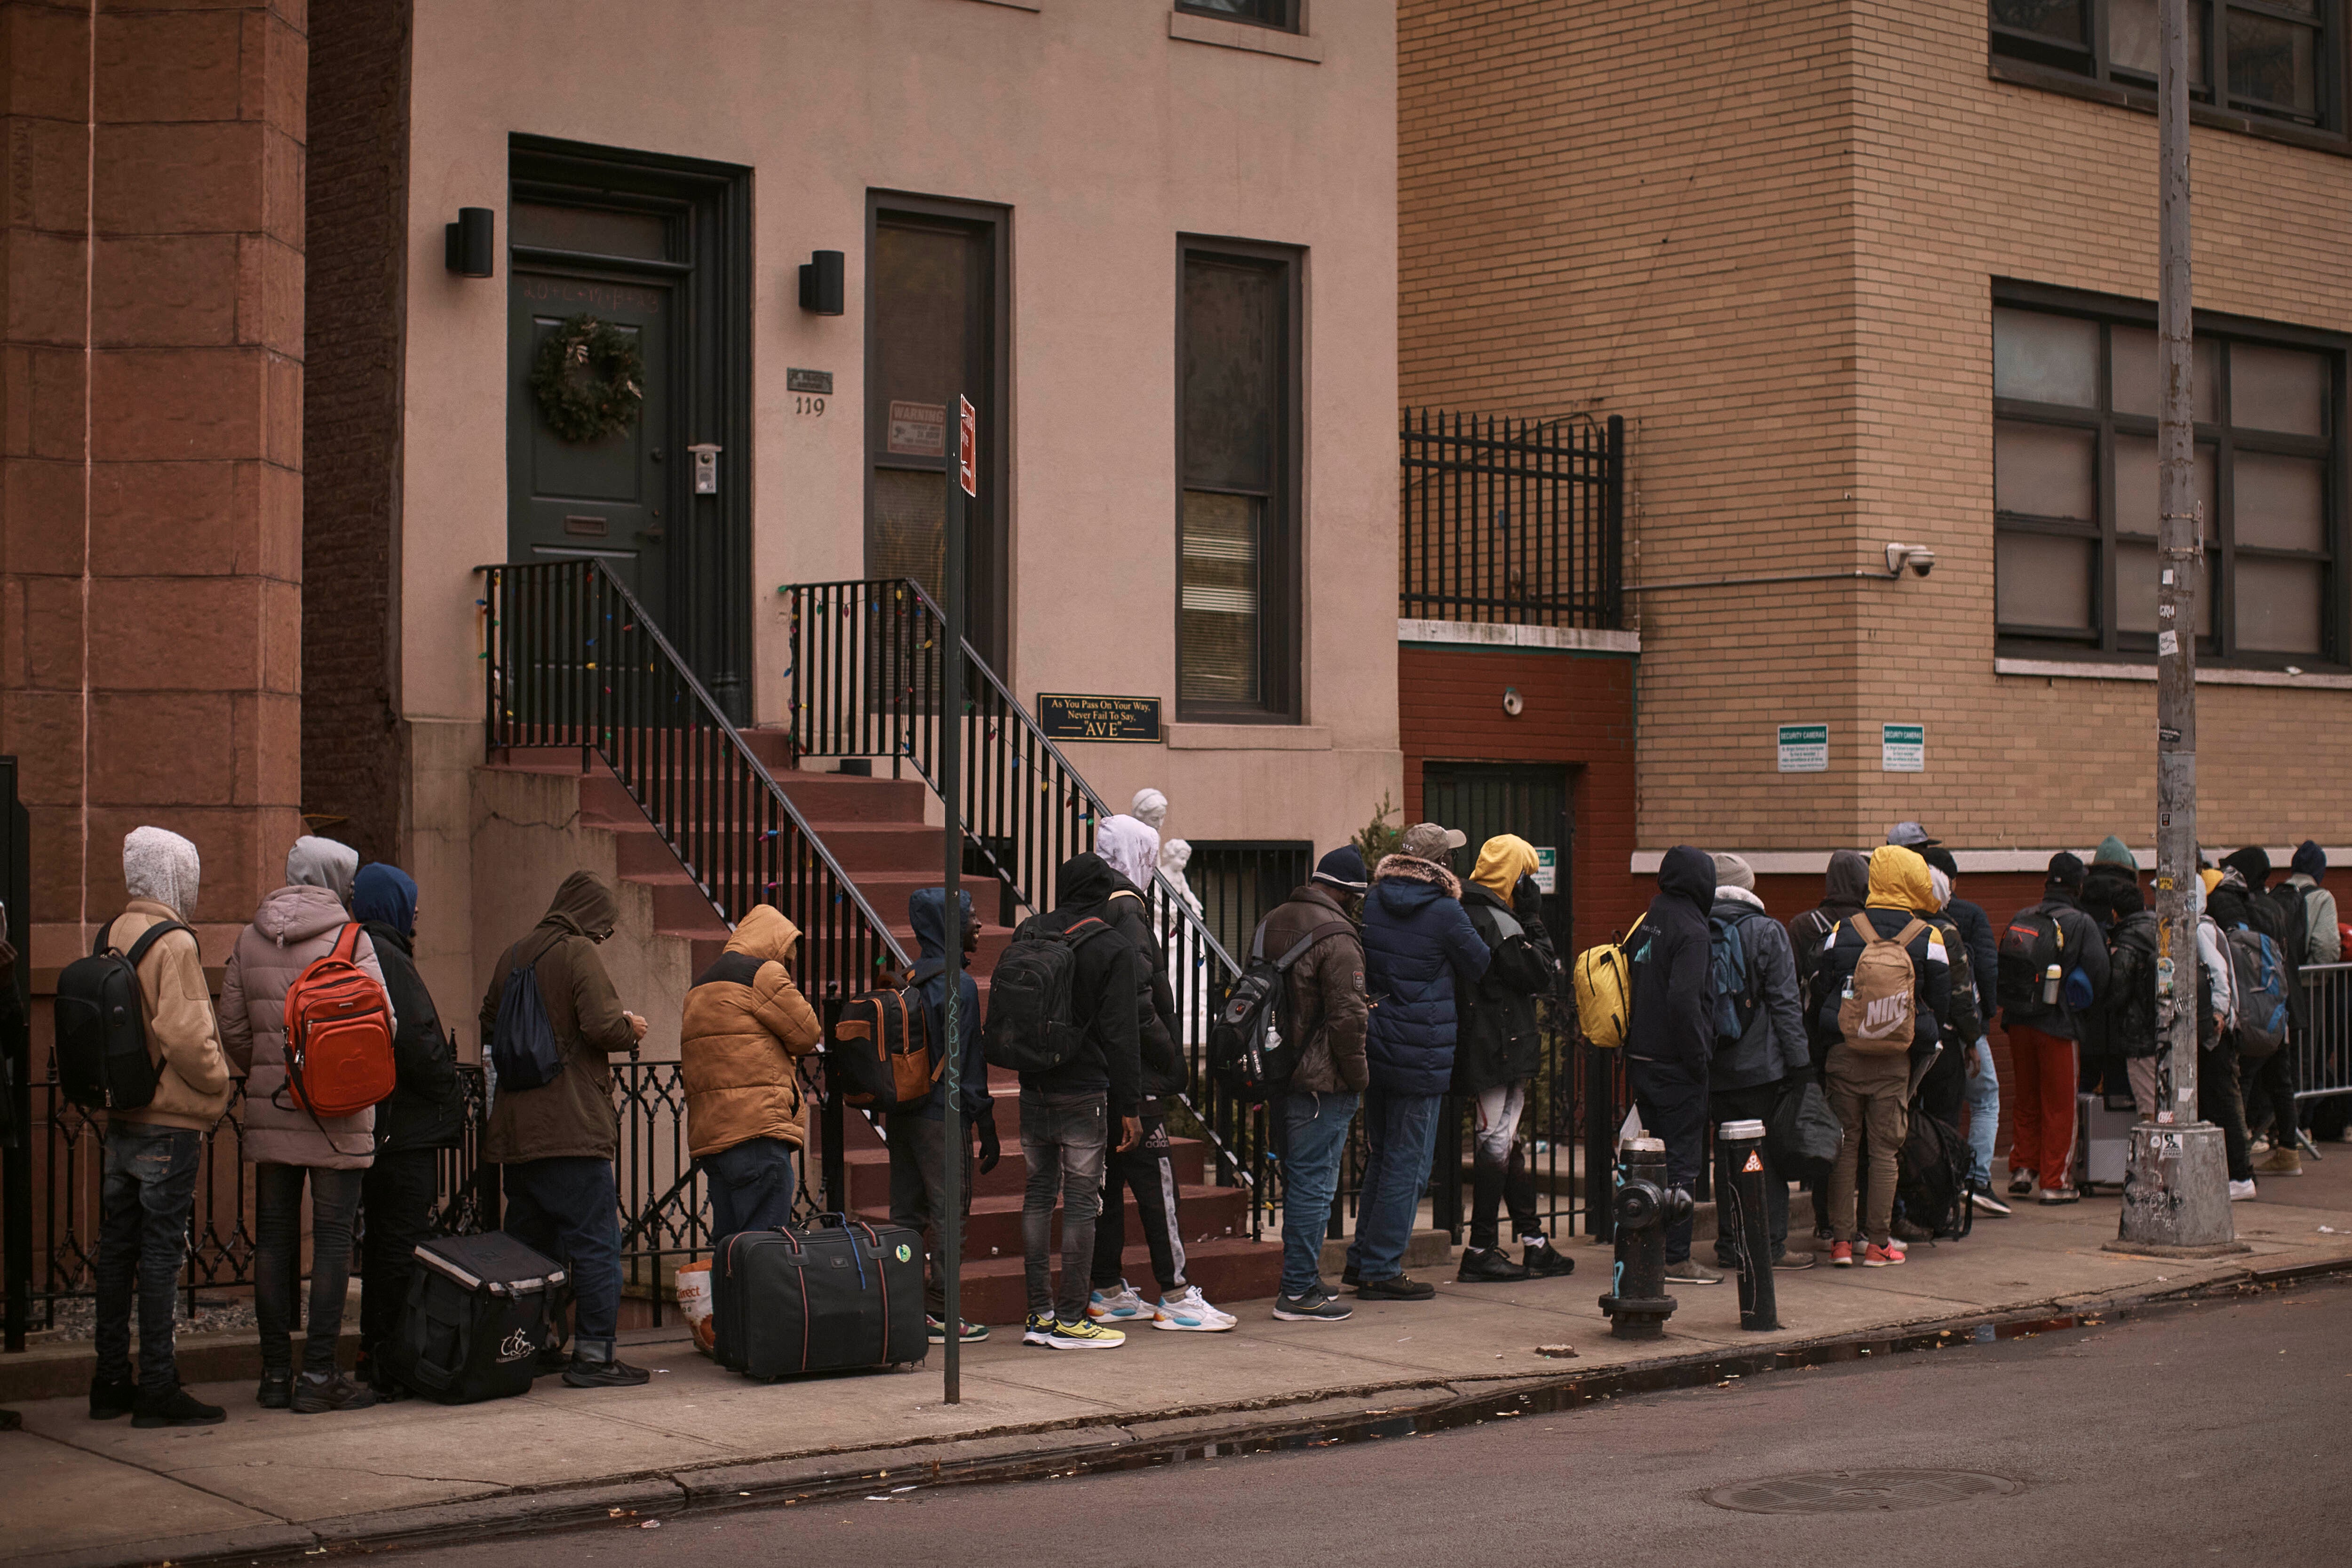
[2042,962,2061,1006]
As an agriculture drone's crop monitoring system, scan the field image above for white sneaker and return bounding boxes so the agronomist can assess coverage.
[2229,1178,2257,1201]
[1152,1285,1236,1332]
[1088,1281,1148,1322]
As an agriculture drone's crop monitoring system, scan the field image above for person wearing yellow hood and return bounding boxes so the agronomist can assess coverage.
[1452,835,1573,1282]
[1810,845,1950,1267]
[681,903,824,1242]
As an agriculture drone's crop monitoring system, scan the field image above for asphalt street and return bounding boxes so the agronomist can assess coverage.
[400,1276,2351,1568]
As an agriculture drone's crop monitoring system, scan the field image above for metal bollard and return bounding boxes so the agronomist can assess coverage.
[1716,1118,1780,1331]
[1598,1137,1688,1340]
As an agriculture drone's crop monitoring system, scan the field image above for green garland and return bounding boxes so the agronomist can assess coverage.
[529,314,644,444]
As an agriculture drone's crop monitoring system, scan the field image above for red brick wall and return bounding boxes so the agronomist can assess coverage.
[1398,644,1639,955]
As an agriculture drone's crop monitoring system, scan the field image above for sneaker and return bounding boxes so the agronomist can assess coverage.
[1271,1285,1353,1322]
[2036,1186,2080,1205]
[560,1340,650,1390]
[1153,1286,1236,1331]
[1521,1239,1576,1278]
[1890,1215,1935,1244]
[1088,1281,1150,1321]
[2008,1170,2037,1197]
[2249,1136,2273,1156]
[1829,1241,1855,1267]
[2254,1146,2304,1178]
[1970,1183,2015,1217]
[1021,1312,1057,1346]
[89,1374,136,1421]
[1356,1274,1437,1301]
[1457,1246,1530,1283]
[1041,1317,1125,1350]
[1663,1258,1724,1286]
[2228,1178,2258,1201]
[1862,1241,1907,1268]
[1341,1263,1362,1289]
[290,1370,379,1414]
[255,1369,294,1410]
[134,1383,227,1429]
[926,1315,988,1344]
[1772,1249,1818,1271]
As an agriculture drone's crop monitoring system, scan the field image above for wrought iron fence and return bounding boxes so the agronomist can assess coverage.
[1400,409,1625,630]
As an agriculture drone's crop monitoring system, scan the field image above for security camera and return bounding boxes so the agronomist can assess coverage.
[1884,543,1935,578]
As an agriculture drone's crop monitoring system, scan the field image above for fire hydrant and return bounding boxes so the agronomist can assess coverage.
[1598,1136,1689,1340]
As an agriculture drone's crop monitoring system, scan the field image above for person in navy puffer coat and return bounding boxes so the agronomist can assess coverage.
[1341,822,1491,1299]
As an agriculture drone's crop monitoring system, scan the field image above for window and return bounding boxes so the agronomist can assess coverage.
[1178,242,1300,719]
[1175,0,1302,31]
[1993,289,2345,664]
[1990,0,2343,131]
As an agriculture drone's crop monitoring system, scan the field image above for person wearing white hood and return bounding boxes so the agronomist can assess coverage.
[2190,871,2258,1201]
[222,835,393,1414]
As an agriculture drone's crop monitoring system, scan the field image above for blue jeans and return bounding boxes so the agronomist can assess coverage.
[95,1123,202,1393]
[503,1156,622,1345]
[1343,1084,1441,1283]
[698,1136,799,1242]
[1963,1036,2000,1186]
[1279,1090,1358,1298]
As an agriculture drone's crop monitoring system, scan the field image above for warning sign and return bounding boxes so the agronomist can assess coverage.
[1740,1152,1764,1173]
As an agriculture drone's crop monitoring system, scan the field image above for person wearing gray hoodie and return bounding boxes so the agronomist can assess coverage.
[221,836,393,1416]
[1707,852,1811,1271]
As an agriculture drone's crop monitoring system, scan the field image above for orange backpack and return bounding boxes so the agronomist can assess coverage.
[280,923,397,1117]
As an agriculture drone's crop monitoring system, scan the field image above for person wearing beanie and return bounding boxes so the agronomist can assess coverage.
[1919,847,2007,1216]
[89,828,232,1429]
[2078,838,2143,1103]
[1997,851,2109,1205]
[1258,846,1373,1321]
[1624,846,1720,1282]
[1704,852,1812,1271]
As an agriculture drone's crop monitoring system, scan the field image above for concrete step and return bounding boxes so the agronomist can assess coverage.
[936,1236,1282,1325]
[853,1182,1252,1262]
[835,1135,1213,1207]
[773,772,931,824]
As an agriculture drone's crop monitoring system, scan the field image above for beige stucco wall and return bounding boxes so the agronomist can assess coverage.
[395,1,1399,1009]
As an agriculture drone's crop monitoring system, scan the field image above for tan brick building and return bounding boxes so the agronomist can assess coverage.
[1402,0,2352,919]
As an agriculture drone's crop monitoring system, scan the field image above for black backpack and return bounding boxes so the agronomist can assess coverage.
[1209,917,1352,1104]
[982,913,1117,1073]
[54,917,194,1111]
[489,935,566,1095]
[1995,907,2064,1019]
[1896,1108,1974,1241]
[2106,911,2162,1057]
[2265,881,2312,1030]
[1926,915,1983,1044]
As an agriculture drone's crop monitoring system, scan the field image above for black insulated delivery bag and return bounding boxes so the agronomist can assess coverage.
[712,1215,925,1379]
[382,1232,568,1404]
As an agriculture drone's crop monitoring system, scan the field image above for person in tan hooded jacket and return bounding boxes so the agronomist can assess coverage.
[680,903,821,1240]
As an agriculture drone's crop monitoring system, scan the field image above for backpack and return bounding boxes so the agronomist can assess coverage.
[1896,1109,1974,1242]
[1996,907,2065,1018]
[2265,881,2312,1030]
[1208,917,1354,1104]
[1837,915,1926,1054]
[1926,915,1983,1044]
[2106,911,2162,1058]
[2225,924,2290,1060]
[53,917,194,1111]
[982,914,1117,1073]
[1572,915,1645,1049]
[831,983,938,1113]
[279,923,397,1118]
[490,939,566,1095]
[1708,909,1764,1053]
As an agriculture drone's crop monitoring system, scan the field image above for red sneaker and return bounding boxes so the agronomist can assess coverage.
[1829,1241,1854,1267]
[1863,1241,1907,1267]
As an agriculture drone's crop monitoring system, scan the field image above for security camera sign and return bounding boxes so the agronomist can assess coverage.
[1533,846,1557,894]
[1881,724,1925,773]
[1776,724,1828,773]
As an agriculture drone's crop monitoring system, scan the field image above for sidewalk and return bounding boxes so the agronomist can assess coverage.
[8,1155,2352,1568]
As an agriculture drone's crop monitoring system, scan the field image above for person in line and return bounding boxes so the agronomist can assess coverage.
[2108,881,2167,1122]
[2075,836,2143,1104]
[1891,862,1982,1245]
[895,886,997,1345]
[1017,853,1143,1349]
[480,872,650,1388]
[349,864,465,1401]
[1790,848,1870,1242]
[1815,845,1950,1266]
[1624,845,1720,1285]
[1345,822,1490,1300]
[2001,852,2109,1205]
[222,836,390,1414]
[1088,815,1233,1331]
[1263,847,1372,1323]
[2282,841,2346,1145]
[90,828,231,1428]
[1705,852,1812,1272]
[2220,846,2308,1177]
[1454,834,1574,1283]
[2195,868,2258,1201]
[681,903,822,1243]
[1919,847,2008,1217]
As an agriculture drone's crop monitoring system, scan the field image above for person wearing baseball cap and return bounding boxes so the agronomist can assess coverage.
[1886,821,1941,850]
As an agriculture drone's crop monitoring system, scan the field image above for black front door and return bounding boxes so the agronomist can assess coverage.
[1421,762,1574,951]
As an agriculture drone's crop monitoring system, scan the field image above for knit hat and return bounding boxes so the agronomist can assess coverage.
[1709,851,1756,891]
[1397,822,1467,862]
[2292,839,2327,882]
[1312,845,1368,892]
[2093,835,2137,869]
[123,827,201,923]
[2222,845,2272,887]
[1919,845,1959,879]
[2047,851,2087,891]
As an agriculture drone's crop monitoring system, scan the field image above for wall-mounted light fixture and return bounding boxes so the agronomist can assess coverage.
[445,207,495,278]
[799,250,845,315]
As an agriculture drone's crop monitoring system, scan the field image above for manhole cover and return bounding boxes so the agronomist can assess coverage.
[1705,1469,2022,1514]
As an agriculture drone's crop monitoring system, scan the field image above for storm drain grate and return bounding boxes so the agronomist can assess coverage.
[1705,1469,2022,1514]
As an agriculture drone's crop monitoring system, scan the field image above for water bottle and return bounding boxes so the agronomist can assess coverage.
[2041,963,2061,1006]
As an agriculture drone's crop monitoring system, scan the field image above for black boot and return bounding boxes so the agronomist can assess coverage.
[256,1369,294,1410]
[562,1337,651,1389]
[1521,1239,1577,1279]
[134,1383,226,1429]
[89,1373,137,1421]
[1456,1246,1530,1283]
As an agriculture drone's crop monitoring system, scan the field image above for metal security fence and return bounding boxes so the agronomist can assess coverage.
[2296,963,2352,1106]
[1400,409,1625,630]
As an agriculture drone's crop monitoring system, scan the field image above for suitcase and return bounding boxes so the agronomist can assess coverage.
[381,1232,568,1404]
[712,1215,926,1379]
[2074,1091,2135,1191]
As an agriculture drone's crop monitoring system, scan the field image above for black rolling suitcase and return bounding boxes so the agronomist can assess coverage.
[712,1215,926,1378]
[382,1232,569,1404]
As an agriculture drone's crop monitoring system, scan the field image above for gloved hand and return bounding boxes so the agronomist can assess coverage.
[1513,872,1545,918]
[976,1106,1002,1175]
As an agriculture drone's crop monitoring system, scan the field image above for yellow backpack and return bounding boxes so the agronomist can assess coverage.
[1572,915,1645,1049]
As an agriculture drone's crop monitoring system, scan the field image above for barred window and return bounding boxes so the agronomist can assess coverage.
[1991,0,2343,132]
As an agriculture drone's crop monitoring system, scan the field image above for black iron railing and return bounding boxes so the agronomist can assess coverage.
[1400,409,1625,629]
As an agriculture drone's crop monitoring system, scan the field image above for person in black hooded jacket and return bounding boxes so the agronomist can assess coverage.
[1623,845,1717,1283]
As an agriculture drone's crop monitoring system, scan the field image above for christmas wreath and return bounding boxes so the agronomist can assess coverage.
[529,314,644,444]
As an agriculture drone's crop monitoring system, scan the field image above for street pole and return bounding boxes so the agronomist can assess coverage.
[939,394,977,1398]
[2114,0,2239,1255]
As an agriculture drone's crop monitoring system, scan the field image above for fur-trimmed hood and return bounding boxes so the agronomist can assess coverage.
[1373,852,1462,899]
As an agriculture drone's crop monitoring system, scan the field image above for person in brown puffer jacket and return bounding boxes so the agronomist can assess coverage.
[221,835,393,1416]
[680,903,821,1241]
[479,871,647,1388]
